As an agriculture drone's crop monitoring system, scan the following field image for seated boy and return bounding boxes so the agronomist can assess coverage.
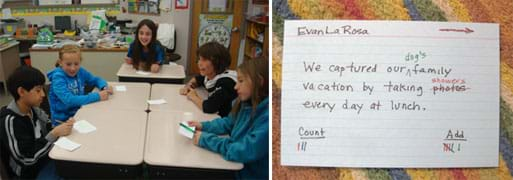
[0,66,74,179]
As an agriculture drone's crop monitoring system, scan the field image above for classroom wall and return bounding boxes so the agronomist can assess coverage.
[19,15,87,30]
[117,9,192,70]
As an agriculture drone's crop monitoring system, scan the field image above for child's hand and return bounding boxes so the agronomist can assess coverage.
[193,131,202,145]
[106,85,114,94]
[150,64,160,73]
[51,118,74,137]
[180,82,196,95]
[187,121,202,130]
[186,81,197,89]
[67,117,76,124]
[99,90,109,101]
[186,89,198,100]
[124,57,132,64]
[179,87,190,95]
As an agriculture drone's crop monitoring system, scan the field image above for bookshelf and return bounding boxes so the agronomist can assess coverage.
[244,17,268,61]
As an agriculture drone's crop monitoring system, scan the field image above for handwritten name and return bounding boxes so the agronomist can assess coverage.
[297,25,370,36]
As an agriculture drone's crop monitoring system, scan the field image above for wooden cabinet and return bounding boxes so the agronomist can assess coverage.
[244,17,268,61]
[30,48,126,82]
[0,42,20,93]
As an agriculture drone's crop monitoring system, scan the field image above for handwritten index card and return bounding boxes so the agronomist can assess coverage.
[280,20,500,168]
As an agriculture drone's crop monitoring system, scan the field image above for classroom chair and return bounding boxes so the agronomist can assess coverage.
[41,84,51,120]
[41,84,95,121]
[157,23,180,63]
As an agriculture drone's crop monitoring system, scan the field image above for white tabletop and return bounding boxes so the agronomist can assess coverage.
[0,41,19,51]
[149,84,218,119]
[116,63,185,79]
[144,110,243,170]
[49,108,147,165]
[80,82,150,111]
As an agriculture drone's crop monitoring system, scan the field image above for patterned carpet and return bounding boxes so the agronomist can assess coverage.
[272,0,513,179]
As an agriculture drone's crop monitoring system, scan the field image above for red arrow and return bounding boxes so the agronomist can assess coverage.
[439,27,474,34]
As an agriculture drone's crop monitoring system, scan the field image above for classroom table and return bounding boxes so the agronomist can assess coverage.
[80,82,151,111]
[144,110,243,179]
[49,108,148,178]
[148,83,212,114]
[117,63,185,84]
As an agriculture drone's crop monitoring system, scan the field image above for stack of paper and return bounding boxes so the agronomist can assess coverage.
[115,85,127,92]
[54,137,81,151]
[147,99,167,105]
[136,71,151,75]
[178,122,196,139]
[73,120,97,134]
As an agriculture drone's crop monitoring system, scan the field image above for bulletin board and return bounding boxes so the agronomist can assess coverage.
[0,5,120,17]
[125,0,160,15]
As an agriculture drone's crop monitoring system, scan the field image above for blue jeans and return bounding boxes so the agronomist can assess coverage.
[36,160,60,180]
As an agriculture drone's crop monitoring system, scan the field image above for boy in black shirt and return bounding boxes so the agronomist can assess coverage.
[0,66,74,179]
